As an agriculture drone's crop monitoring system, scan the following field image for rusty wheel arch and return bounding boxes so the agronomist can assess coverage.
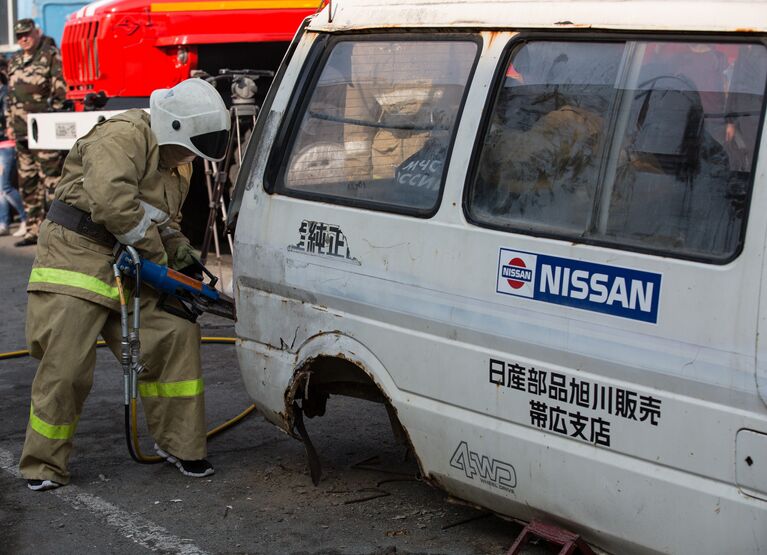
[283,352,420,470]
[285,354,391,422]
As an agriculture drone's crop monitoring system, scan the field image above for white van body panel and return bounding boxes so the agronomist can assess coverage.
[312,0,767,33]
[234,4,767,553]
[756,140,767,409]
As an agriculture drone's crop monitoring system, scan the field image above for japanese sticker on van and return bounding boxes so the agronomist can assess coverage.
[496,248,662,323]
[490,358,663,448]
[288,220,360,265]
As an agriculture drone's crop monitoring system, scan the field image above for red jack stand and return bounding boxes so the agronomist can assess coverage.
[506,520,596,555]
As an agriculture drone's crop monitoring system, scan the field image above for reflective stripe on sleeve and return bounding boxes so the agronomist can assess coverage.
[114,201,169,245]
[138,378,204,398]
[29,405,78,440]
[29,267,120,301]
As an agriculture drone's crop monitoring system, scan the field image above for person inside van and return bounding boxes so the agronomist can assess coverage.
[480,103,603,211]
[477,47,606,228]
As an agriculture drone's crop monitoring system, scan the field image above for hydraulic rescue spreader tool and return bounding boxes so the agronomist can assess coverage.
[115,249,236,322]
[113,246,250,464]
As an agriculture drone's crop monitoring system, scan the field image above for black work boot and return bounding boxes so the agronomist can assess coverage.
[154,444,215,477]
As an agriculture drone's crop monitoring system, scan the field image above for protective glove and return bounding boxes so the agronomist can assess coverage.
[171,243,201,271]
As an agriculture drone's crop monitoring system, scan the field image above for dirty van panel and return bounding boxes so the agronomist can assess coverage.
[276,37,478,214]
[468,39,767,263]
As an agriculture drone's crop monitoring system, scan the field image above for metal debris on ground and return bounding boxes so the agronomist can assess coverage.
[441,512,493,530]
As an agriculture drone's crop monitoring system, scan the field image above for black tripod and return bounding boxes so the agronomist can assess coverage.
[199,69,273,269]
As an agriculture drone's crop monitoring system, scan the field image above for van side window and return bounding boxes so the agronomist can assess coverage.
[467,40,767,262]
[277,39,477,213]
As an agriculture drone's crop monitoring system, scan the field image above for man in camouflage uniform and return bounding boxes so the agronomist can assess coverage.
[4,18,67,247]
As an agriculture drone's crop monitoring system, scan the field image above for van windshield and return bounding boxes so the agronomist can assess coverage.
[467,40,767,262]
[278,38,477,213]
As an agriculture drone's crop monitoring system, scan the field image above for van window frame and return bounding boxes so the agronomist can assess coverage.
[264,31,331,194]
[228,16,313,231]
[463,32,767,265]
[265,31,483,219]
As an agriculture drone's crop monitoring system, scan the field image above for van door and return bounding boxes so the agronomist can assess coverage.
[453,37,767,551]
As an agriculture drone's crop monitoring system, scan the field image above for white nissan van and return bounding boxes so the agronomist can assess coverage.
[228,1,767,552]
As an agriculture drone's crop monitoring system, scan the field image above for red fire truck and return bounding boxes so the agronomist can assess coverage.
[29,0,318,149]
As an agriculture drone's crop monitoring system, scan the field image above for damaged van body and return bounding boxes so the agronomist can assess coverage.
[230,1,767,553]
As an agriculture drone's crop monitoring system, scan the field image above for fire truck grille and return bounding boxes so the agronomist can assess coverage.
[62,20,100,85]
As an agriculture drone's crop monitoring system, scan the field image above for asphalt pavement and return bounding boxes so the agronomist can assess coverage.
[0,228,538,555]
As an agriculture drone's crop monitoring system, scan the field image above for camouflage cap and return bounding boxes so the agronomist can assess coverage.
[14,18,35,36]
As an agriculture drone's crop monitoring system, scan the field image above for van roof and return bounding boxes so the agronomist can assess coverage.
[310,0,767,34]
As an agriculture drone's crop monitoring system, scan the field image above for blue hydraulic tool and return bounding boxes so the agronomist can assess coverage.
[116,250,236,322]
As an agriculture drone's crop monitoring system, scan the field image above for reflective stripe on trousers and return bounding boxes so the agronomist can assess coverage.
[29,404,78,440]
[138,378,204,398]
[29,267,120,301]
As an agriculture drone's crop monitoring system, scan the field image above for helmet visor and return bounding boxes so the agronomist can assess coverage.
[191,129,229,161]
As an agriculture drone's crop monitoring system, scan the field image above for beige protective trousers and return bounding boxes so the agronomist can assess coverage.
[20,290,206,485]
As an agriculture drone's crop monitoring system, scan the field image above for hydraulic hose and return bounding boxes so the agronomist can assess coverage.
[0,252,256,464]
[2,340,255,464]
[121,248,149,464]
[126,375,258,464]
[0,348,48,360]
[124,335,256,464]
[2,252,254,465]
[0,339,108,360]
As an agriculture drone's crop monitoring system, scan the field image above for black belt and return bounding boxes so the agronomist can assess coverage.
[46,200,117,247]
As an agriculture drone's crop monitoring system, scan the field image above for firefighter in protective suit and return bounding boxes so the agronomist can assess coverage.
[19,78,230,491]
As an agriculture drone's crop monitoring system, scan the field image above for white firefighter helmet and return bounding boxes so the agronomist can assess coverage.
[150,78,230,162]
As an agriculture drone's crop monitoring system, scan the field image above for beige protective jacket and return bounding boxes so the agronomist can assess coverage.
[28,109,193,310]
